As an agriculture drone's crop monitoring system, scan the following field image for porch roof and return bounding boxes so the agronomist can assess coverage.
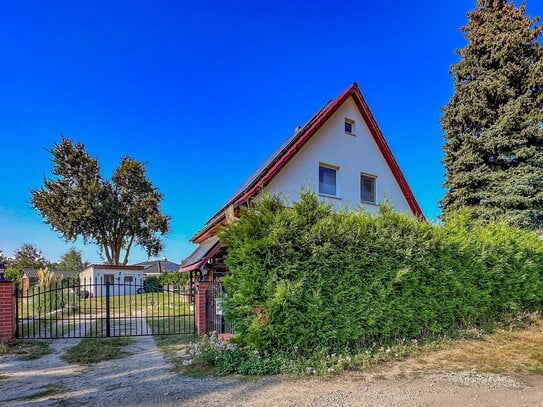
[180,236,221,272]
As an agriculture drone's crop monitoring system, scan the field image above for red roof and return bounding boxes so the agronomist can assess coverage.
[192,83,423,243]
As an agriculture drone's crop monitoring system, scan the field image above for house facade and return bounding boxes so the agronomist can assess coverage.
[180,83,423,280]
[79,264,145,297]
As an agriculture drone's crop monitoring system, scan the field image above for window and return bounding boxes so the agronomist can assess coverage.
[124,276,133,284]
[345,118,355,135]
[360,174,376,203]
[104,274,115,284]
[319,164,338,196]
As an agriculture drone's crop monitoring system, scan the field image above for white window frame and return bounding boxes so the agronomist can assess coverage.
[103,274,115,284]
[344,118,355,135]
[360,173,377,204]
[319,163,340,198]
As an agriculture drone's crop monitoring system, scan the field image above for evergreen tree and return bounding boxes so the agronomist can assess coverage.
[441,0,543,229]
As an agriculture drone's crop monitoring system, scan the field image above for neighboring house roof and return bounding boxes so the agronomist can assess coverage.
[22,269,80,280]
[133,259,180,275]
[179,236,221,272]
[191,83,423,245]
[183,83,424,271]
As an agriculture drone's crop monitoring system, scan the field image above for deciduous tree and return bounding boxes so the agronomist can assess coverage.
[31,137,170,265]
[56,248,86,271]
[12,243,47,269]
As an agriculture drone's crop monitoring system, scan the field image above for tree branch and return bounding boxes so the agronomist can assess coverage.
[122,235,135,266]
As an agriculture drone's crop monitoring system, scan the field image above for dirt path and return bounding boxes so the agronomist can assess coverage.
[1,336,542,406]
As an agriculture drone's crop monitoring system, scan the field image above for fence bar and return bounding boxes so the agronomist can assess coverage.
[105,282,111,337]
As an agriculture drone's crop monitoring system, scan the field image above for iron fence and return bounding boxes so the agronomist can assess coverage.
[16,278,195,339]
[206,280,234,335]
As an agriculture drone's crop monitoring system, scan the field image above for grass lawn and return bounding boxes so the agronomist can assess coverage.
[0,340,53,360]
[61,337,134,364]
[18,290,193,338]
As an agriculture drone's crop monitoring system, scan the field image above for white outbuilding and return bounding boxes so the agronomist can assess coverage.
[79,264,145,297]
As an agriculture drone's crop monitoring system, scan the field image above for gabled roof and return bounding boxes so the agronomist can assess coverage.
[179,236,221,272]
[133,259,180,274]
[22,269,80,279]
[191,83,423,244]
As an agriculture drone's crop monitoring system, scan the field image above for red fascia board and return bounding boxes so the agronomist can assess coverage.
[197,82,423,240]
[351,92,424,218]
[179,242,222,273]
[236,84,423,218]
[235,84,357,206]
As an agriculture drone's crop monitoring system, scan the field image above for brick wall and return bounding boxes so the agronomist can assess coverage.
[0,281,16,344]
[195,281,210,335]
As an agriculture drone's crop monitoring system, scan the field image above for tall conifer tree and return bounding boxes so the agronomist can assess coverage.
[441,0,543,229]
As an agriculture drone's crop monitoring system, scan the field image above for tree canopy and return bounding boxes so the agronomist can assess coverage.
[56,248,86,271]
[441,0,543,229]
[12,243,47,270]
[31,137,170,265]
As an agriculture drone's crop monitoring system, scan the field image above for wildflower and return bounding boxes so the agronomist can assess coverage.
[182,359,193,366]
[305,367,316,375]
[226,343,235,351]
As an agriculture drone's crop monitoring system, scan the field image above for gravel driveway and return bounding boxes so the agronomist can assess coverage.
[1,336,541,406]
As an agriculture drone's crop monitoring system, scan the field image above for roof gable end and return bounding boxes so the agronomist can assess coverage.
[192,83,423,242]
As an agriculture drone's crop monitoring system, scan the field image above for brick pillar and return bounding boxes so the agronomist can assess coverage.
[195,280,210,335]
[0,281,16,344]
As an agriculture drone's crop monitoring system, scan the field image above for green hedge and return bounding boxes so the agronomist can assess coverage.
[219,192,543,355]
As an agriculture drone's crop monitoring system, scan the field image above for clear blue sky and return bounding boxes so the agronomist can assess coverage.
[1,0,541,264]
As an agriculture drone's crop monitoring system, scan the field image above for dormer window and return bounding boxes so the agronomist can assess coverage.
[344,118,355,135]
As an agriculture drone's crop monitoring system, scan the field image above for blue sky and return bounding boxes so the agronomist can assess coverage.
[1,0,542,264]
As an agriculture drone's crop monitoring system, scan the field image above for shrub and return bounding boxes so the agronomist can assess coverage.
[218,192,543,359]
[188,334,289,375]
[5,266,23,287]
[159,271,188,289]
[144,276,162,291]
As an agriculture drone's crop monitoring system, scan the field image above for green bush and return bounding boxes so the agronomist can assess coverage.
[5,266,23,287]
[218,192,543,358]
[159,272,188,289]
[144,276,162,290]
[189,334,290,375]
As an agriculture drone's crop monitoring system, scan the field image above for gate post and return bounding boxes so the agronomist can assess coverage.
[0,281,16,344]
[105,282,111,337]
[195,280,210,335]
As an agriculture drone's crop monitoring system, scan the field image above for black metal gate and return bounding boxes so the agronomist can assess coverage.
[16,279,194,339]
[206,280,234,334]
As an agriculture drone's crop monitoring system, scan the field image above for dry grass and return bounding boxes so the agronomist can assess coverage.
[395,314,543,375]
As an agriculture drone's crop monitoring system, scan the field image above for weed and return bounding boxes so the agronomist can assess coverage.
[26,384,63,400]
[61,337,133,364]
[0,340,52,360]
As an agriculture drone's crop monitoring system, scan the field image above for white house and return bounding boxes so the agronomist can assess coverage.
[180,83,423,278]
[79,264,145,297]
